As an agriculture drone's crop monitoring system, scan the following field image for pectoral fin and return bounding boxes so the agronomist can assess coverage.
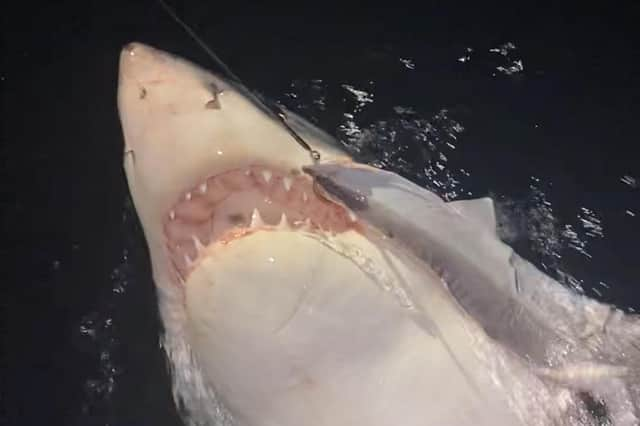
[306,161,640,422]
[305,162,557,362]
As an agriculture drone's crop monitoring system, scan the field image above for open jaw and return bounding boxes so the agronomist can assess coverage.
[163,164,360,283]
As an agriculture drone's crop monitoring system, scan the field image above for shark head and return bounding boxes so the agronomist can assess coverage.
[117,42,640,426]
[118,42,400,425]
[118,42,352,289]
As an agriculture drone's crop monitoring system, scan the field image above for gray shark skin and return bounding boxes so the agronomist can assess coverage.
[117,42,640,426]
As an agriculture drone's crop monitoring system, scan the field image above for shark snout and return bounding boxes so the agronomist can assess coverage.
[122,42,138,56]
[118,42,171,86]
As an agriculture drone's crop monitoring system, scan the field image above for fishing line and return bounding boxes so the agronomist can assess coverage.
[156,0,321,163]
[156,0,242,84]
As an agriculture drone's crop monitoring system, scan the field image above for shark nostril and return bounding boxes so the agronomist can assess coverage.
[139,87,147,99]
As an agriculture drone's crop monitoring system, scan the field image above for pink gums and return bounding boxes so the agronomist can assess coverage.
[163,165,359,285]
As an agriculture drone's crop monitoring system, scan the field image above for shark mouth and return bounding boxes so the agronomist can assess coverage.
[163,164,360,282]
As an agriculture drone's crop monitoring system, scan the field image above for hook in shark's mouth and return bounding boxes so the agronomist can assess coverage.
[163,164,360,282]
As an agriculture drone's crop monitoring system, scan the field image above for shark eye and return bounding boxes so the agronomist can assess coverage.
[205,82,223,109]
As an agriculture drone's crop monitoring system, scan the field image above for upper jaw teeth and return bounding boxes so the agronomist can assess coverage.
[249,209,294,231]
[282,176,292,192]
[276,212,289,230]
[164,164,359,282]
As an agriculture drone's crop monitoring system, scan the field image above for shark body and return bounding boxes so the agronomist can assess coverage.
[117,42,640,426]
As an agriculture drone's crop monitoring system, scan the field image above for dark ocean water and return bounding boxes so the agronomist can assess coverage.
[2,2,639,425]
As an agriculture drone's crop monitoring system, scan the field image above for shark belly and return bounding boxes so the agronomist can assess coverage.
[185,229,526,426]
[117,42,640,426]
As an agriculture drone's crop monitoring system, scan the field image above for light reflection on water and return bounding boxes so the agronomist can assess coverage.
[280,50,621,302]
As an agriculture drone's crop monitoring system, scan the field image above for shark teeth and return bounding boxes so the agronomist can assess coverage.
[276,212,289,230]
[250,207,265,228]
[248,209,313,231]
[282,176,293,192]
[191,235,206,253]
[165,165,360,285]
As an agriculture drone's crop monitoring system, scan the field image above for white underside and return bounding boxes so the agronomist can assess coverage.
[118,43,640,426]
[184,229,527,426]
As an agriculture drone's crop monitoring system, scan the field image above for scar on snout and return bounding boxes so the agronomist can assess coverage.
[228,213,245,224]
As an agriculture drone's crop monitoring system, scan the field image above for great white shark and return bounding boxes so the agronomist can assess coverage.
[117,42,640,426]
